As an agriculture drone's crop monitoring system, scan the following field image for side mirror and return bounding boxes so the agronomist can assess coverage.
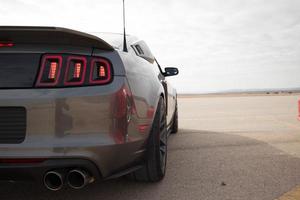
[163,67,179,77]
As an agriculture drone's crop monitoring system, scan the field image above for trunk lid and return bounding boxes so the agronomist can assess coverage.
[0,53,40,88]
[0,26,115,88]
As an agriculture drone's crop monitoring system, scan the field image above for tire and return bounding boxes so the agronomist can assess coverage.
[171,102,178,134]
[131,97,167,182]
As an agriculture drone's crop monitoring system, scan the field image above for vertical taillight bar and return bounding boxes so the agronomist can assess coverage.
[36,55,62,87]
[48,62,58,79]
[64,56,87,86]
[89,58,112,85]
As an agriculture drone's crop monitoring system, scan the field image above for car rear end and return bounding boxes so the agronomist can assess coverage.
[0,27,145,190]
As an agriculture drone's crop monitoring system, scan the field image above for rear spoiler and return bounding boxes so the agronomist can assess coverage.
[0,26,114,51]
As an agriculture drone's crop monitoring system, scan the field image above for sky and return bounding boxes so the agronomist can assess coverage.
[1,0,300,93]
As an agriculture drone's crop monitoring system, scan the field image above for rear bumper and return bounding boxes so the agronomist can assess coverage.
[0,76,148,178]
[0,159,100,182]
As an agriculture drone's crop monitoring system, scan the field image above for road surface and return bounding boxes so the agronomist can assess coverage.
[1,94,300,200]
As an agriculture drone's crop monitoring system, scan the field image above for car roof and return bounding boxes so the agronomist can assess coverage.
[89,32,139,50]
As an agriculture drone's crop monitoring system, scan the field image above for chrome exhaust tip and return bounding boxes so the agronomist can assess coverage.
[43,171,64,191]
[67,169,94,189]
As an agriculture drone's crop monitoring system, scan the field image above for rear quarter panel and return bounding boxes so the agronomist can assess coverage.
[118,51,164,138]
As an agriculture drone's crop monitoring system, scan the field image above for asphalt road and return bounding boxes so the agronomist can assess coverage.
[1,94,300,200]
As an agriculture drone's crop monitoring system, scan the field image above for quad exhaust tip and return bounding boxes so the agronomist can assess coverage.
[67,169,94,189]
[43,171,64,191]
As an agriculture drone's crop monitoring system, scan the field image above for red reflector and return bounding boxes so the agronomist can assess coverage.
[99,66,106,77]
[0,158,46,164]
[73,63,82,79]
[0,42,14,47]
[48,62,58,79]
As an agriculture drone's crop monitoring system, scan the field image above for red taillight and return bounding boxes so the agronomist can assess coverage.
[36,54,112,88]
[64,56,87,86]
[90,58,112,84]
[36,55,62,87]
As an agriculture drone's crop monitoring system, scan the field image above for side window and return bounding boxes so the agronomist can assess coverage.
[131,41,155,63]
[135,45,144,55]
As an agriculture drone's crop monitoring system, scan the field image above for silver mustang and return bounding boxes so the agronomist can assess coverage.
[0,26,179,191]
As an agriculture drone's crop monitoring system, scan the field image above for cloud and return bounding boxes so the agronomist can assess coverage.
[1,0,300,93]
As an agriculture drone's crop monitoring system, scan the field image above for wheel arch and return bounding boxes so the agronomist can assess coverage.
[153,91,166,119]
